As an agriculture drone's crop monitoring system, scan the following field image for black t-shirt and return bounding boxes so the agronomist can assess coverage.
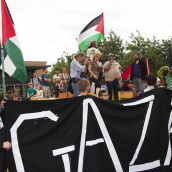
[121,80,130,91]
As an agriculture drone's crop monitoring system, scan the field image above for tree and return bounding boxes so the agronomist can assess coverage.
[120,30,170,74]
[97,30,124,64]
[49,52,75,89]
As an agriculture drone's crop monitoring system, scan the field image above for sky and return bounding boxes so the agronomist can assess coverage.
[5,0,172,68]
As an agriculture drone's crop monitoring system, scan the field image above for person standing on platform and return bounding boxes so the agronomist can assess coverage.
[130,52,147,95]
[88,53,102,97]
[31,72,42,92]
[87,39,105,61]
[53,68,61,97]
[104,53,122,101]
[0,92,11,172]
[61,67,70,93]
[41,68,51,98]
[70,52,89,96]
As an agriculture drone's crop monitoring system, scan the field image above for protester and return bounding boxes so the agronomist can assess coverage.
[98,90,109,100]
[27,82,35,100]
[143,74,157,92]
[14,89,21,101]
[88,53,103,97]
[0,92,11,171]
[32,84,43,100]
[78,79,90,96]
[130,52,147,95]
[6,94,14,100]
[7,90,13,94]
[41,68,51,98]
[61,67,70,93]
[87,39,105,61]
[70,52,89,96]
[31,72,42,91]
[121,75,136,97]
[104,53,122,101]
[53,68,61,97]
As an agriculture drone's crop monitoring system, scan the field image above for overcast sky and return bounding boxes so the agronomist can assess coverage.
[6,0,172,68]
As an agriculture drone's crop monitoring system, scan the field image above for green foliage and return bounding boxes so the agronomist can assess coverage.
[49,30,172,87]
[157,66,170,78]
[97,30,124,64]
[49,52,76,89]
[120,30,172,74]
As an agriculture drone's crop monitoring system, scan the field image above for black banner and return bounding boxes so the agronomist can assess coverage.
[4,89,172,172]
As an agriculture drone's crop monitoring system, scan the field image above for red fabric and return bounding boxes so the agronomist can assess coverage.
[145,60,150,74]
[123,82,130,90]
[1,0,16,45]
[95,13,104,35]
[121,64,131,80]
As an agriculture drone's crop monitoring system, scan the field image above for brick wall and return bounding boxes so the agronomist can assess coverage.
[24,61,46,66]
[25,61,46,77]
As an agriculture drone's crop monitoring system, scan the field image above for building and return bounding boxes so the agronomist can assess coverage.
[0,61,51,97]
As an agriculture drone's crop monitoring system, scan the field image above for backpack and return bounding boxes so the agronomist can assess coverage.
[31,77,42,88]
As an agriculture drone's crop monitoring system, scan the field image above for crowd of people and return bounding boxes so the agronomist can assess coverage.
[69,39,170,100]
[0,39,170,171]
[1,39,169,102]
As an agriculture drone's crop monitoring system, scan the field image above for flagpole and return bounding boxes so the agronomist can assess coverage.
[1,45,5,99]
[146,59,149,74]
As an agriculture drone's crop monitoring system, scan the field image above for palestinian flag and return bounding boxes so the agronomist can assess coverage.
[76,13,104,51]
[0,0,27,84]
[145,59,150,74]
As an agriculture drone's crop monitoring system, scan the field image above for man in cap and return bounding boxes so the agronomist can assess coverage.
[87,39,105,61]
[103,53,122,101]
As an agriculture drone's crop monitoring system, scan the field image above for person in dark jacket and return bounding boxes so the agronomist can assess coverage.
[130,52,147,95]
[0,92,11,172]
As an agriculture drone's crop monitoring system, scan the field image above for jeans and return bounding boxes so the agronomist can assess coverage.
[133,78,144,95]
[72,82,80,97]
[106,79,119,101]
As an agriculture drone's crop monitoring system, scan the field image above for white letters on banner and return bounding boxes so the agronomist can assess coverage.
[10,97,171,172]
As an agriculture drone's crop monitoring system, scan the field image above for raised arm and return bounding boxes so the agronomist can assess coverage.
[104,60,113,71]
[101,40,106,58]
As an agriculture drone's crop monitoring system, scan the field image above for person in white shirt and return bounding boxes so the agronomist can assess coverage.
[87,39,105,61]
[144,74,157,92]
[32,84,43,100]
[53,68,61,98]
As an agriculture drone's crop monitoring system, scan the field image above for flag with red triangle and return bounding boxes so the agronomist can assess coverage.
[76,13,104,51]
[0,0,27,84]
[121,64,131,80]
[145,59,150,74]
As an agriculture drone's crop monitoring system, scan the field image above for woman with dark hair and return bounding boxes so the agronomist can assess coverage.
[0,91,11,172]
[88,53,102,97]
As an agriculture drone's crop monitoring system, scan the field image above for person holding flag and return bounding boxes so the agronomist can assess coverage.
[76,13,105,53]
[87,39,105,60]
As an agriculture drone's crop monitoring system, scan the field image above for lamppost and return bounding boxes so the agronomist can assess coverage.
[169,42,171,75]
